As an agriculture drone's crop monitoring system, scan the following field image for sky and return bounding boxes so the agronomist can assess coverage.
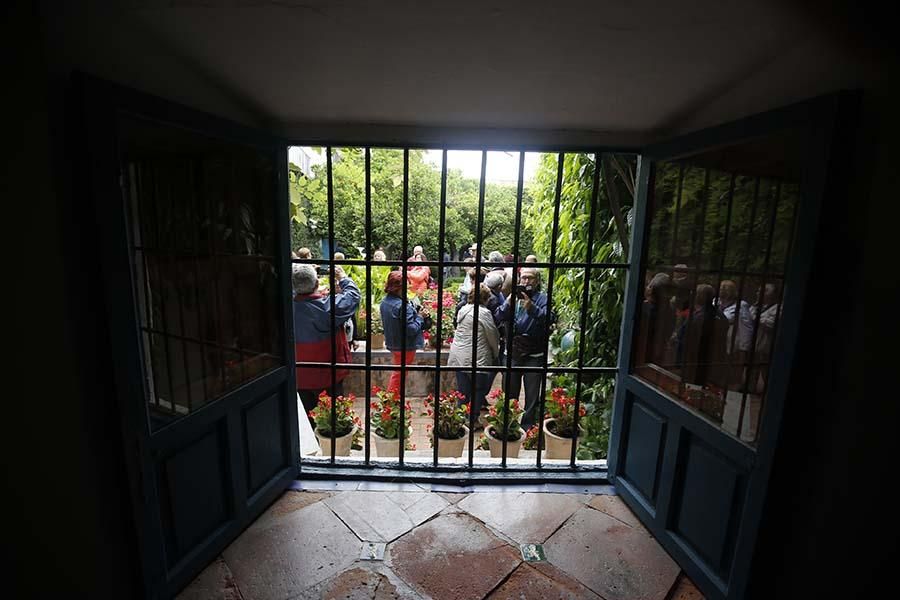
[288,147,541,184]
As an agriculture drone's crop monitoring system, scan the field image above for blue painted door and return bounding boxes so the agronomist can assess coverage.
[609,96,844,599]
[82,76,298,598]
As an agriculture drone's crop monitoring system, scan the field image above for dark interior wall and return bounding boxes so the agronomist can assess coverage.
[744,83,893,599]
[7,4,268,595]
[664,7,895,590]
[8,1,893,596]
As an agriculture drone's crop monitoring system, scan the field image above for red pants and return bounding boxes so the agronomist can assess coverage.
[389,351,417,393]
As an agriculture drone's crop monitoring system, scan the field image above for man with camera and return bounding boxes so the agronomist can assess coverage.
[495,267,550,429]
[292,264,361,422]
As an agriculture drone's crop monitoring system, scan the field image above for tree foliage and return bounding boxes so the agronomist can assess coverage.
[289,149,533,259]
[524,153,637,460]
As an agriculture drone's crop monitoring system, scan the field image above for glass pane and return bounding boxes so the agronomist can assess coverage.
[120,115,283,431]
[632,130,803,446]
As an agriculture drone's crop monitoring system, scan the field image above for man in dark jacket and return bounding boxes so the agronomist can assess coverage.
[494,267,550,429]
[293,264,361,421]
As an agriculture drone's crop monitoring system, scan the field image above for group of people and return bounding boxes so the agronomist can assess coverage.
[638,264,782,393]
[292,244,551,430]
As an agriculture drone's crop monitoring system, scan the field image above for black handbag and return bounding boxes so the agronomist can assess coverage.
[421,314,434,331]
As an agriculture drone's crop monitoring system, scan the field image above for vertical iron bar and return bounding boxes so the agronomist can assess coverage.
[364,148,372,464]
[327,147,337,463]
[752,189,799,443]
[732,177,763,435]
[469,150,487,466]
[151,164,178,414]
[434,150,448,466]
[739,182,781,439]
[187,159,210,407]
[170,163,194,413]
[570,153,602,466]
[501,152,526,468]
[202,160,229,399]
[536,153,564,467]
[134,164,162,409]
[712,174,737,422]
[676,168,711,404]
[229,160,246,385]
[399,149,409,465]
[250,150,270,370]
[671,163,685,262]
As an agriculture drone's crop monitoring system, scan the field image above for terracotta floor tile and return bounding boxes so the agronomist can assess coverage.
[223,501,361,600]
[587,494,643,529]
[247,491,331,534]
[292,564,422,599]
[458,492,585,545]
[668,573,705,600]
[387,512,521,600]
[543,506,680,600]
[488,563,603,600]
[176,556,242,600]
[323,491,448,542]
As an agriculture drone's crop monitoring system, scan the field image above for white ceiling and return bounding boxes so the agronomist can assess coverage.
[43,1,889,142]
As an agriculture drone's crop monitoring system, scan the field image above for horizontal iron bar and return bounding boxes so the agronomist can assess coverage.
[298,464,610,485]
[286,141,639,154]
[295,362,618,373]
[290,259,629,269]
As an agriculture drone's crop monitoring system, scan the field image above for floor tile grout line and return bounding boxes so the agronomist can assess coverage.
[537,503,586,548]
[320,497,373,544]
[477,559,523,600]
[217,555,247,600]
[522,562,609,600]
[583,501,637,530]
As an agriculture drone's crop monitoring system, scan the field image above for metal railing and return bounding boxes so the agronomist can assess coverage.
[293,146,632,472]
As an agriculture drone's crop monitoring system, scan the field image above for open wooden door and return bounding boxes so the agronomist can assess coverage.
[609,94,848,599]
[81,75,298,598]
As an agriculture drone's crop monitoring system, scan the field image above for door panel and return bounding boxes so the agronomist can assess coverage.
[611,95,844,600]
[620,395,667,509]
[82,75,298,598]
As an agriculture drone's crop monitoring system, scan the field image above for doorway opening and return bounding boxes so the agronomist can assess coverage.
[288,146,637,474]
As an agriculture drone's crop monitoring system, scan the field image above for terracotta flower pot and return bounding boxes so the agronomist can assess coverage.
[436,425,469,458]
[542,419,582,460]
[370,333,385,349]
[372,427,411,458]
[485,426,526,458]
[316,425,357,457]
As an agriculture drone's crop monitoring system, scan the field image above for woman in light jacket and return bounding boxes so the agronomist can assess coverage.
[448,283,499,415]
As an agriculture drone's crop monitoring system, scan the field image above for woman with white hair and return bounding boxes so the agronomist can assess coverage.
[292,264,360,420]
[448,283,499,416]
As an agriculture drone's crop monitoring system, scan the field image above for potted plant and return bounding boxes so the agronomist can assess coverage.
[423,390,469,458]
[309,390,360,457]
[420,288,456,347]
[368,307,385,349]
[522,425,542,451]
[483,388,526,458]
[369,386,414,457]
[543,387,586,459]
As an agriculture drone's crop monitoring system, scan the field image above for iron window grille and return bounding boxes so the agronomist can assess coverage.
[291,146,634,473]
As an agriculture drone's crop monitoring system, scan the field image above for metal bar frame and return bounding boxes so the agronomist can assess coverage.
[293,145,636,475]
[570,153,603,465]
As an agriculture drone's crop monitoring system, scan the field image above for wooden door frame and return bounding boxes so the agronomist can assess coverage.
[78,72,298,598]
[608,92,853,598]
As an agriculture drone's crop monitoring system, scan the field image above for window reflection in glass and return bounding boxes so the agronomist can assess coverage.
[632,131,801,445]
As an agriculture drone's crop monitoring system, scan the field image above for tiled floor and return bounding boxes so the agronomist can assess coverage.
[178,484,704,600]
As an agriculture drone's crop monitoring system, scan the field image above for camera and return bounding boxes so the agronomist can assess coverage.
[516,284,535,298]
[316,265,330,276]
